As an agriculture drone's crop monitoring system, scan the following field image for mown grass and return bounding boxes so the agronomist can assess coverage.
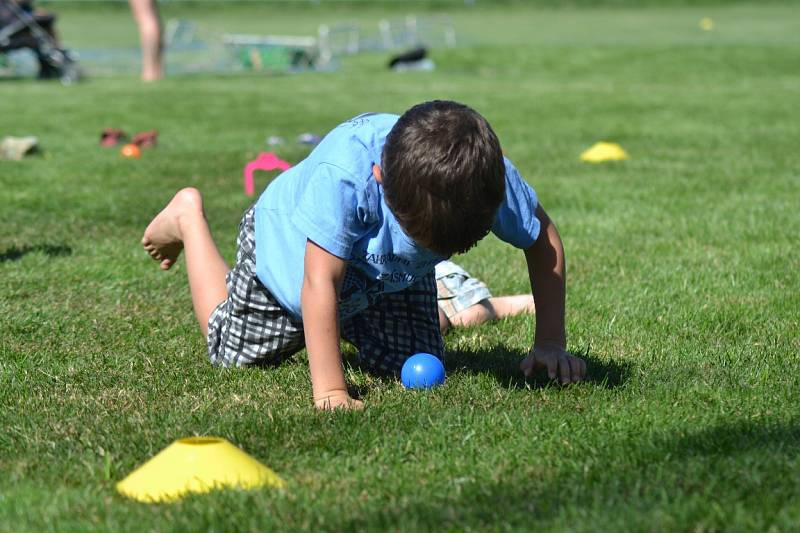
[1,2,799,531]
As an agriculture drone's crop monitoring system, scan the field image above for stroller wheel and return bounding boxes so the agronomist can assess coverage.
[37,48,80,84]
[37,60,61,79]
[59,62,80,85]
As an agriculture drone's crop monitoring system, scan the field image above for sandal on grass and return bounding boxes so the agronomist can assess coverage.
[0,136,39,160]
[100,128,127,147]
[132,130,158,148]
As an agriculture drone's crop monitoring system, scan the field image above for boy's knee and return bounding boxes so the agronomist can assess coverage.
[438,307,450,334]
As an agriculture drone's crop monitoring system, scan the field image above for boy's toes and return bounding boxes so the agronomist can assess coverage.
[160,259,173,270]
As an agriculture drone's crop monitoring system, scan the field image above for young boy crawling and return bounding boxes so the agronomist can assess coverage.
[142,100,586,410]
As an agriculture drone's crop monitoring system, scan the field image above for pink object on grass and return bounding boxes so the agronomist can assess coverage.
[243,152,292,196]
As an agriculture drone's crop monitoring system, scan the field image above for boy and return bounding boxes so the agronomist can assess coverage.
[142,100,586,410]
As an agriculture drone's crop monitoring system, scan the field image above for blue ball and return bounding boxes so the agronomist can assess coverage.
[401,353,446,389]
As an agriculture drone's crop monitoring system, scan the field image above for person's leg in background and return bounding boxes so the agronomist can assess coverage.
[128,0,163,81]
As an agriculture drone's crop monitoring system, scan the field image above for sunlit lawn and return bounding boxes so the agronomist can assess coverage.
[1,2,798,530]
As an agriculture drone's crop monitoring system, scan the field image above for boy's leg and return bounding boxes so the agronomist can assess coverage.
[486,294,535,319]
[341,273,444,374]
[448,294,535,329]
[438,307,451,334]
[208,206,305,367]
[142,187,229,336]
[447,300,496,328]
[435,262,492,332]
[435,261,535,331]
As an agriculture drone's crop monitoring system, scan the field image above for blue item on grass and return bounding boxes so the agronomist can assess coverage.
[401,353,445,389]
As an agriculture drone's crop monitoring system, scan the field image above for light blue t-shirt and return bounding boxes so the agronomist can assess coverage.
[253,113,541,320]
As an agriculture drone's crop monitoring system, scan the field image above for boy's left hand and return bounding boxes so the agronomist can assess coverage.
[520,344,586,385]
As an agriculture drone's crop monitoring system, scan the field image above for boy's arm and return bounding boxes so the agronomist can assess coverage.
[520,205,587,384]
[302,239,363,410]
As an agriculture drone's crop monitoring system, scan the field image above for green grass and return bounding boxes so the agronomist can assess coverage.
[2,2,799,531]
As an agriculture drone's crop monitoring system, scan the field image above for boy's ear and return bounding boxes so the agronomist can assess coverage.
[372,164,383,184]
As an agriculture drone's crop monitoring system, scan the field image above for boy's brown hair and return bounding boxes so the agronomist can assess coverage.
[381,100,506,256]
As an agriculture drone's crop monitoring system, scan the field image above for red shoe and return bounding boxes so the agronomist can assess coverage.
[100,128,127,147]
[132,130,158,148]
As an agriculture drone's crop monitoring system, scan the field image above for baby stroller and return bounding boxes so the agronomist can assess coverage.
[0,0,79,83]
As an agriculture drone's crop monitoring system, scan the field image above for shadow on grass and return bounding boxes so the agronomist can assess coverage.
[0,244,72,263]
[446,344,631,390]
[334,419,800,530]
[339,342,631,394]
[664,418,800,458]
[0,75,31,83]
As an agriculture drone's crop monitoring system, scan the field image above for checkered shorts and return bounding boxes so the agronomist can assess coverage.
[206,207,444,373]
[435,260,492,319]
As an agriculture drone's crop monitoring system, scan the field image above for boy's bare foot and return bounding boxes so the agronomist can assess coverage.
[141,188,199,270]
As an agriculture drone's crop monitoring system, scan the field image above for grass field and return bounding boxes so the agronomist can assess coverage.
[2,2,799,531]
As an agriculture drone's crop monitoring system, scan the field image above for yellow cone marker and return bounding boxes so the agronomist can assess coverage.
[579,142,629,163]
[699,18,715,31]
[116,437,285,503]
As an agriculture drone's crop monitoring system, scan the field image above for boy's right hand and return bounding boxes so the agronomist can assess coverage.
[314,391,364,411]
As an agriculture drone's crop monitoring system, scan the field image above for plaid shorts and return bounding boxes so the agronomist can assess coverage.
[206,207,444,373]
[435,260,493,319]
